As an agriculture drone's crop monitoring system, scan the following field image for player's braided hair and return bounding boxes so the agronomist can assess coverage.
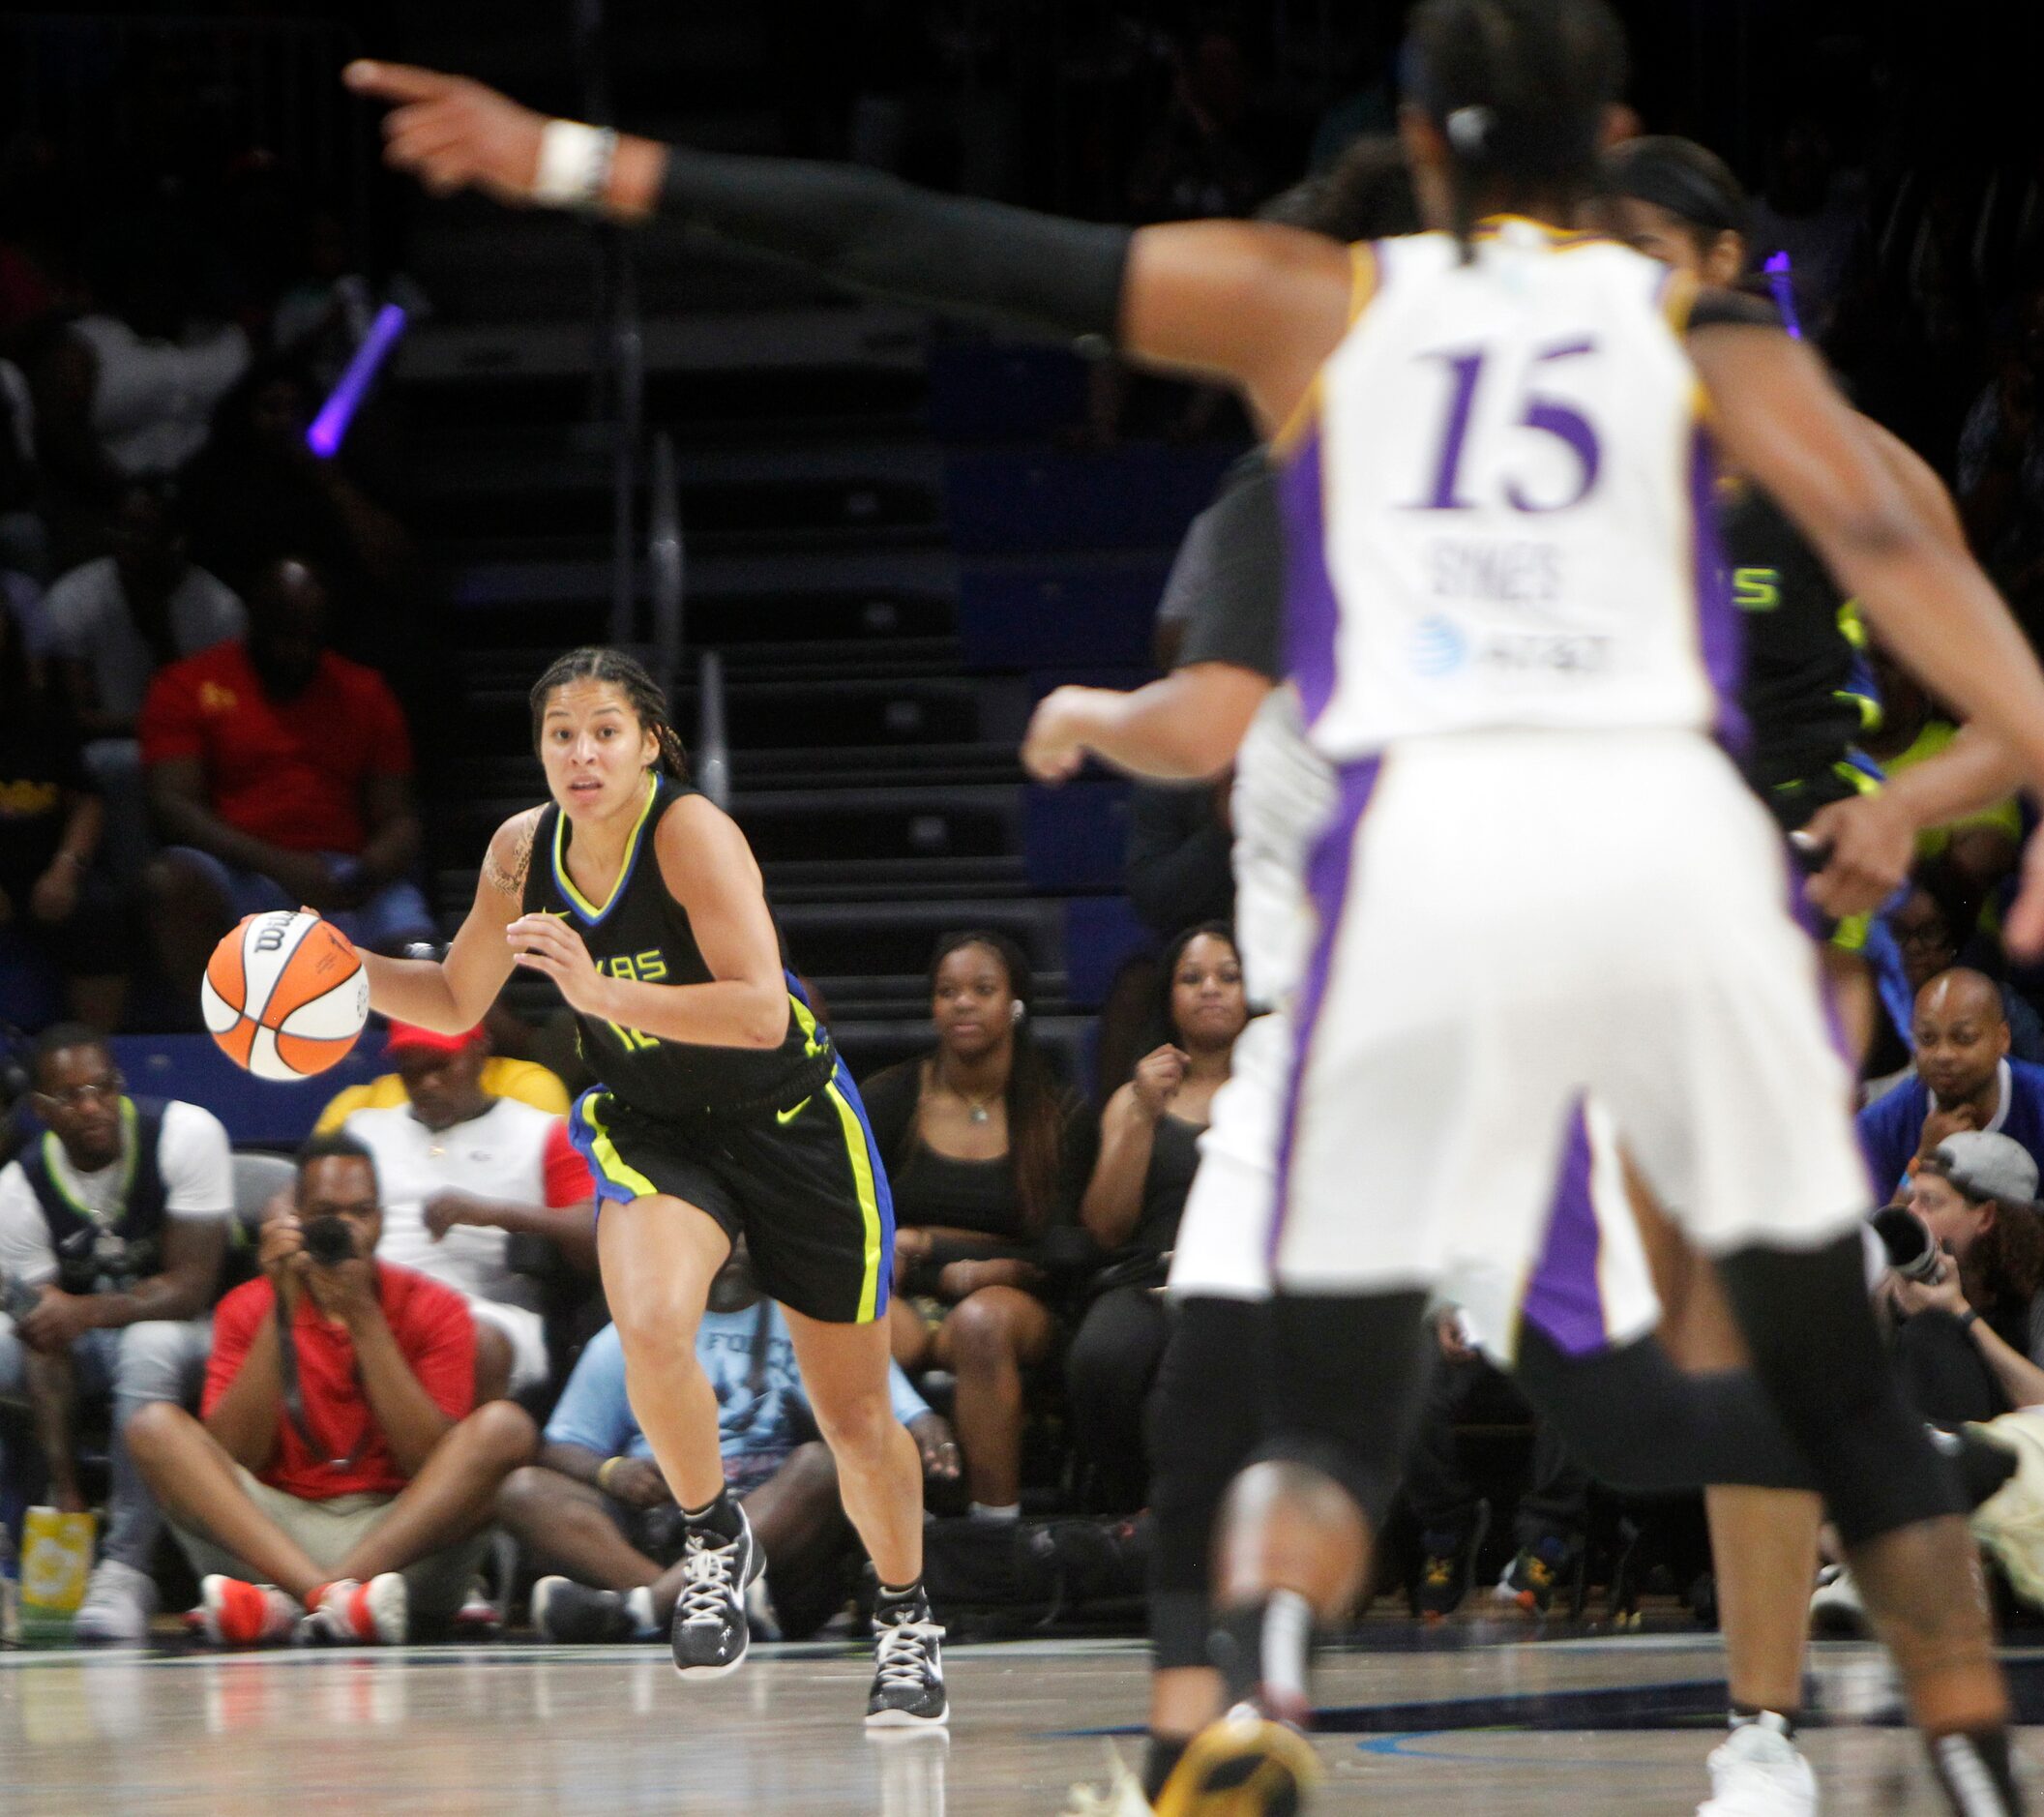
[1402,0,1628,259]
[529,646,690,782]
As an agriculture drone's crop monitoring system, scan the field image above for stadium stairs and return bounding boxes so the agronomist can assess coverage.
[381,10,1243,1095]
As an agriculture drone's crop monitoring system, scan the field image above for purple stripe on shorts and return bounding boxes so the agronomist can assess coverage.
[1689,425,1749,756]
[1519,1099,1611,1358]
[1269,754,1383,1266]
[1275,425,1342,729]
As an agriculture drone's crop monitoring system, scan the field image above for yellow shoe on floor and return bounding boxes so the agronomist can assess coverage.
[1152,1712,1321,1817]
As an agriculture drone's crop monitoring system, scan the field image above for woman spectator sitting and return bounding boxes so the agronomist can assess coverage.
[1884,1131,2044,1423]
[859,931,1087,1523]
[1067,924,1248,1512]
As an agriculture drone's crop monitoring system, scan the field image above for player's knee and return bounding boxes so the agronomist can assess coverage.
[810,1385,892,1460]
[612,1298,702,1376]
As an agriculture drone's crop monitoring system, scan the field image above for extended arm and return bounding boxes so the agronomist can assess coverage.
[1023,665,1273,785]
[343,62,1351,433]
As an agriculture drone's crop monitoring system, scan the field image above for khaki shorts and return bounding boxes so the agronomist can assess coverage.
[171,1467,490,1631]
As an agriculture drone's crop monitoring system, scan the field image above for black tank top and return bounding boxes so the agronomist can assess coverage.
[521,773,834,1122]
[1721,481,1879,790]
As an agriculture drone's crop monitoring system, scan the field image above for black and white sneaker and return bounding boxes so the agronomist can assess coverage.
[671,1504,764,1680]
[866,1595,948,1728]
[532,1577,638,1644]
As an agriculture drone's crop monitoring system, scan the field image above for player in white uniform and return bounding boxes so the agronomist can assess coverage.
[350,13,2044,1809]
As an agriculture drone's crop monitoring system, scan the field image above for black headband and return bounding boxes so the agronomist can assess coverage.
[1604,149,1750,240]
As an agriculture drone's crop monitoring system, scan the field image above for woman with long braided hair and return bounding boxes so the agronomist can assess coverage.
[357,645,946,1727]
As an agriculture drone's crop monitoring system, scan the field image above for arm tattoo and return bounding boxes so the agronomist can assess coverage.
[484,819,537,898]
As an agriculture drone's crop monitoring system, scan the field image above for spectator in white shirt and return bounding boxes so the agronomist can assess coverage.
[0,1024,230,1642]
[43,480,243,883]
[341,1022,596,1397]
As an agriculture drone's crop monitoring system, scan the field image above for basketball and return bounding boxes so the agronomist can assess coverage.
[200,909,370,1082]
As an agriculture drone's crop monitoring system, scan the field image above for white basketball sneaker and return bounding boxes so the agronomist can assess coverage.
[1698,1718,1819,1817]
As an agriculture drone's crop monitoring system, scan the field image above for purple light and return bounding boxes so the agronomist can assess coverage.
[1762,252,1804,342]
[306,303,408,459]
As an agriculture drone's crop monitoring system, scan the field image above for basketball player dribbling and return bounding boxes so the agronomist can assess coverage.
[353,647,944,1727]
[347,10,2044,1806]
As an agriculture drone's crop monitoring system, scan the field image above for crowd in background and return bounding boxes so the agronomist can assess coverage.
[4,1,2044,1642]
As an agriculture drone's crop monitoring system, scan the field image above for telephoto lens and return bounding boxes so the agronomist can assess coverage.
[1870,1205,1945,1284]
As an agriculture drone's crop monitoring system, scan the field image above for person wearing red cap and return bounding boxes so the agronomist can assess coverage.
[336,1021,596,1396]
[313,1021,570,1135]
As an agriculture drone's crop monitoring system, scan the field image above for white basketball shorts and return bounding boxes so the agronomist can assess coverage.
[1270,729,1873,1299]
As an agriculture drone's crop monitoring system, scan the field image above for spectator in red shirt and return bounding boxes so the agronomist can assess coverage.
[136,555,434,1004]
[124,1132,536,1646]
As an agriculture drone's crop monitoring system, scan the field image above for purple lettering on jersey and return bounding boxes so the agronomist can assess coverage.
[1507,342,1601,514]
[1419,349,1486,512]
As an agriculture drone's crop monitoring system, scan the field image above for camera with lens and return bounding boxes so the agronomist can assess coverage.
[1871,1204,1946,1285]
[301,1215,356,1267]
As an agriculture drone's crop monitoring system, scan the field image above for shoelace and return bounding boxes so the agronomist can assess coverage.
[873,1617,943,1691]
[676,1535,741,1626]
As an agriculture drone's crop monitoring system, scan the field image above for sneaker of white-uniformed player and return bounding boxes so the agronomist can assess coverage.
[73,1557,159,1646]
[1807,1564,1867,1637]
[1698,1717,1819,1817]
[1967,1410,2044,1610]
[1061,1748,1154,1816]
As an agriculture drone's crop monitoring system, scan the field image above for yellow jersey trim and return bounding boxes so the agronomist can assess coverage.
[553,773,661,924]
[822,1079,886,1324]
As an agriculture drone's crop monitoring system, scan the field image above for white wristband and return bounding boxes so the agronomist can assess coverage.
[533,119,618,210]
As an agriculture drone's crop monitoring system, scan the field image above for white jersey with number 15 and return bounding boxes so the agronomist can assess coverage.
[1274,215,1734,765]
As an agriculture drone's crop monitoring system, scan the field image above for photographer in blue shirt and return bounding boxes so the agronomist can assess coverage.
[498,1244,958,1641]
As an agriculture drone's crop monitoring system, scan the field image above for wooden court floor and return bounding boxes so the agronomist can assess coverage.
[0,1627,2037,1814]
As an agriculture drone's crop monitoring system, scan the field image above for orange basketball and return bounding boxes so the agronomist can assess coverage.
[200,909,369,1081]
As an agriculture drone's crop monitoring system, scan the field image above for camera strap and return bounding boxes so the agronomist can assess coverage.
[274,1293,370,1474]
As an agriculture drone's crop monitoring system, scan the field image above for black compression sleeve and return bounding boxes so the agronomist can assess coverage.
[657,147,1132,344]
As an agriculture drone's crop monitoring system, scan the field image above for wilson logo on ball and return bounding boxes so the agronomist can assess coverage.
[201,909,369,1082]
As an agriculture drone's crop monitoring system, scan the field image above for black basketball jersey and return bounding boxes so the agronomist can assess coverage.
[521,774,834,1122]
[1720,479,1881,790]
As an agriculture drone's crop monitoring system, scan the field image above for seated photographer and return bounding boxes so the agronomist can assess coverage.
[497,1244,956,1644]
[124,1132,537,1647]
[1880,1132,2044,1424]
[1857,968,2044,1197]
[1068,924,1247,1513]
[338,1021,596,1396]
[0,1024,229,1644]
